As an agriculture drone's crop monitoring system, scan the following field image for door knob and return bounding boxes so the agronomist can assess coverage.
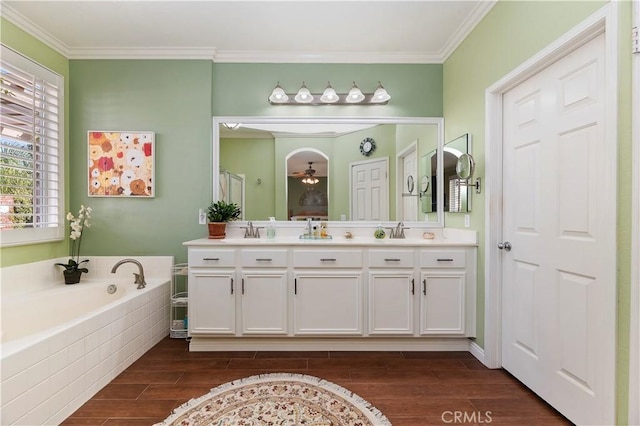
[498,241,512,251]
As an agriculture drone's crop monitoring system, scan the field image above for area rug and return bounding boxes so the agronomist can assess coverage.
[154,372,392,425]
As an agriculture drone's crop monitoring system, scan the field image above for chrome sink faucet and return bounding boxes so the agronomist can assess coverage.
[241,221,261,238]
[111,258,146,289]
[387,221,409,239]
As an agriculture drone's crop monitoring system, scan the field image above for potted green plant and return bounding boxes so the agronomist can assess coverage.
[207,200,241,239]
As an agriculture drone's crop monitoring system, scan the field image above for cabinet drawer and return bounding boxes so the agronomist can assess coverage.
[420,250,466,268]
[369,249,414,268]
[189,249,235,267]
[293,250,362,268]
[241,249,288,267]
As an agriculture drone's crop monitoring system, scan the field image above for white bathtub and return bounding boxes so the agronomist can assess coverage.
[0,256,172,425]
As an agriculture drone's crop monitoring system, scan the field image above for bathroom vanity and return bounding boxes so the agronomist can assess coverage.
[183,227,477,352]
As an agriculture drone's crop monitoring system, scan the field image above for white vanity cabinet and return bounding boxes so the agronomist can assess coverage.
[188,249,237,335]
[419,249,476,336]
[292,250,363,335]
[240,250,288,335]
[367,249,416,335]
[184,235,477,351]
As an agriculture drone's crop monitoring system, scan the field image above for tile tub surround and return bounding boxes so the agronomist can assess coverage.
[0,256,172,426]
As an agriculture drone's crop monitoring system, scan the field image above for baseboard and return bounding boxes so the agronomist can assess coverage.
[469,340,486,365]
[189,337,473,352]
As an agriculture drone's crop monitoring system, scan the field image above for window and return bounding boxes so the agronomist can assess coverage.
[0,45,64,246]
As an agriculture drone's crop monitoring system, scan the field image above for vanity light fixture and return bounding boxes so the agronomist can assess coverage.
[294,82,313,103]
[268,82,289,104]
[371,81,391,103]
[222,123,242,130]
[345,81,365,103]
[268,81,391,105]
[319,82,339,103]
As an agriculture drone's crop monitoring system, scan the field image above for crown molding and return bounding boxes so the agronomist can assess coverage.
[440,0,497,61]
[212,50,442,64]
[66,47,217,60]
[2,1,495,63]
[1,3,71,57]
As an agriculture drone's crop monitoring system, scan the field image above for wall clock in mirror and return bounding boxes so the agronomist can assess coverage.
[359,137,376,156]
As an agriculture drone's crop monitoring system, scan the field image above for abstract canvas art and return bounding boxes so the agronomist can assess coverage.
[88,131,154,197]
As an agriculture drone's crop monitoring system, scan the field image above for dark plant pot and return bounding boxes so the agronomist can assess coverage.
[208,222,227,239]
[63,269,83,284]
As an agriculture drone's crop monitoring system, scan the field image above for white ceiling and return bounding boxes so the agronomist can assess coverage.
[2,0,496,63]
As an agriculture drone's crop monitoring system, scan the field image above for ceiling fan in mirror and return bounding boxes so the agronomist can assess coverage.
[292,162,319,185]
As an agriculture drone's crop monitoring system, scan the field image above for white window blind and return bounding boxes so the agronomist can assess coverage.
[0,45,64,246]
[449,177,461,212]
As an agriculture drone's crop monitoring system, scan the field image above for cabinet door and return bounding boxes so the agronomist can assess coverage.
[189,270,236,335]
[241,271,288,335]
[419,270,466,335]
[368,272,415,335]
[293,272,363,335]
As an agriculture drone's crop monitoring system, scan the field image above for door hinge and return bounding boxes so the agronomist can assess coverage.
[633,26,639,54]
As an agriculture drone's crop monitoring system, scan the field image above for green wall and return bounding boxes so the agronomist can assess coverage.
[211,63,443,118]
[442,1,631,423]
[0,18,70,267]
[220,137,276,220]
[68,60,214,264]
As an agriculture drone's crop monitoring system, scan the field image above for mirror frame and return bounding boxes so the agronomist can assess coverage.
[213,116,444,228]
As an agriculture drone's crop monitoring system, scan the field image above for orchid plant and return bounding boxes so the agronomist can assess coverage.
[55,205,92,273]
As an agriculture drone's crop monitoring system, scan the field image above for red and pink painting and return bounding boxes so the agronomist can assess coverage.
[88,131,155,197]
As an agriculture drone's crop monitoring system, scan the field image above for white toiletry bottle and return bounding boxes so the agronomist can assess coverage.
[267,217,276,239]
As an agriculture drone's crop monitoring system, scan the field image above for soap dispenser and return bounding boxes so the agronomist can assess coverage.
[267,217,276,239]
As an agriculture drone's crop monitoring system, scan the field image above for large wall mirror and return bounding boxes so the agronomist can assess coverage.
[213,117,444,227]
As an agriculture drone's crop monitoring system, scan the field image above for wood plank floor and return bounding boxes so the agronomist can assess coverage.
[62,337,573,425]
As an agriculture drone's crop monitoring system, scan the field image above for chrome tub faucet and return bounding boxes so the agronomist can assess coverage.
[111,258,146,289]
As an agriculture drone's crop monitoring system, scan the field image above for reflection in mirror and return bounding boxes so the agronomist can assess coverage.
[286,150,329,220]
[219,169,245,219]
[215,117,444,227]
[445,133,472,212]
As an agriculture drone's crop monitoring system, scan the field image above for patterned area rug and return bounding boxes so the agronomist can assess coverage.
[154,373,391,425]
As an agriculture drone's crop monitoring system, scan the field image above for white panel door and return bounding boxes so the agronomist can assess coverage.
[350,158,388,221]
[502,33,614,425]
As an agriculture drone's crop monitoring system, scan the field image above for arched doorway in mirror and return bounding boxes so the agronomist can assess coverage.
[286,149,329,221]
